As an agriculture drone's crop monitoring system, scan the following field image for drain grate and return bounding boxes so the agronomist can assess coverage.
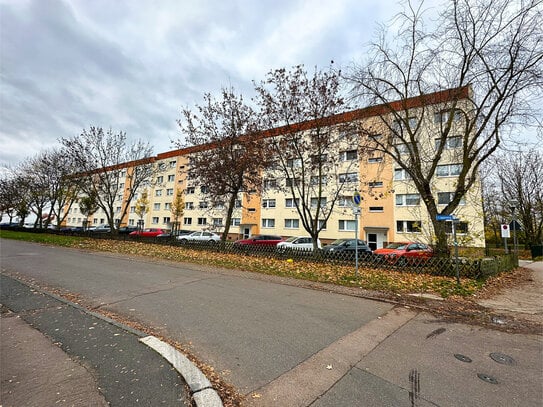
[454,354,472,363]
[477,373,498,384]
[490,352,515,366]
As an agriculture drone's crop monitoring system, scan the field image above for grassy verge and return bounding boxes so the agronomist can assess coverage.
[1,230,489,297]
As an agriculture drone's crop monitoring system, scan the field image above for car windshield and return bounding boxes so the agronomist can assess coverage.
[284,237,298,242]
[386,243,408,249]
[329,239,348,246]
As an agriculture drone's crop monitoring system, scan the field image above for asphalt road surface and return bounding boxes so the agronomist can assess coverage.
[1,239,542,406]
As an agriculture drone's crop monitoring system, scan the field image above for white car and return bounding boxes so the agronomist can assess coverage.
[177,231,221,243]
[277,236,322,252]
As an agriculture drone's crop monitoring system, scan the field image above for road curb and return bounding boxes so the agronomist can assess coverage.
[140,336,223,407]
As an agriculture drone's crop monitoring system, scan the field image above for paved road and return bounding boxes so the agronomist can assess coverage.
[1,239,542,406]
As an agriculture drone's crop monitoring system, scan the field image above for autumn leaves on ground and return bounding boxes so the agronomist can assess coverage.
[2,230,506,298]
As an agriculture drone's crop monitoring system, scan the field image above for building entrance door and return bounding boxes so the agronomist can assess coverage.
[367,233,378,251]
[243,227,250,239]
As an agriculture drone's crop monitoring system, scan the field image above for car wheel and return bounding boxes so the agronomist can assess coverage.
[180,238,188,244]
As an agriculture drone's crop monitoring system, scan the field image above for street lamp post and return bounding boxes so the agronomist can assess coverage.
[510,203,518,257]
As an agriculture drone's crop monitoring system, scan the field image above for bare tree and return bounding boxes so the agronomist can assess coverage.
[61,127,156,233]
[493,150,543,246]
[176,87,267,242]
[255,64,357,250]
[170,190,184,231]
[347,0,543,255]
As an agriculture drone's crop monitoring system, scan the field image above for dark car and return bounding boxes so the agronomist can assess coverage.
[91,225,111,233]
[118,226,138,235]
[322,239,373,259]
[234,235,284,246]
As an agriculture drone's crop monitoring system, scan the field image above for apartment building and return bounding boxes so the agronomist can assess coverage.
[65,87,485,248]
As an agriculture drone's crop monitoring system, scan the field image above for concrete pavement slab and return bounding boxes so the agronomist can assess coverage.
[1,312,109,407]
[355,313,543,407]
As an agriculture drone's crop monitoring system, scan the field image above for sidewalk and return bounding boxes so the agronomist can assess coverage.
[0,275,214,407]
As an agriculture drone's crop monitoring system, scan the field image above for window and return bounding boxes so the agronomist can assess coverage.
[214,201,225,209]
[186,187,195,194]
[130,206,135,213]
[310,153,328,164]
[284,219,299,229]
[168,175,175,182]
[184,218,192,225]
[368,181,383,188]
[339,172,358,183]
[310,175,328,185]
[93,218,98,224]
[200,186,209,194]
[286,177,300,187]
[235,199,242,208]
[287,158,302,168]
[437,192,466,205]
[166,188,174,196]
[185,202,193,210]
[164,203,171,210]
[435,136,463,150]
[437,164,462,177]
[199,201,208,209]
[445,221,468,234]
[157,176,164,183]
[369,206,384,212]
[339,220,356,231]
[117,194,123,201]
[396,220,421,233]
[213,218,223,226]
[163,217,170,224]
[152,217,159,224]
[155,189,163,197]
[392,117,418,132]
[263,179,277,188]
[129,219,135,226]
[285,198,300,208]
[434,109,463,124]
[396,194,421,206]
[197,217,207,225]
[169,161,176,168]
[368,156,383,163]
[338,196,351,207]
[262,199,276,208]
[231,218,240,226]
[119,183,124,189]
[248,208,256,212]
[310,197,327,208]
[153,203,161,211]
[339,149,358,161]
[262,218,275,228]
[394,168,411,181]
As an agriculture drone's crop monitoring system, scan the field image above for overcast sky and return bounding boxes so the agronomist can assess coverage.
[0,0,416,167]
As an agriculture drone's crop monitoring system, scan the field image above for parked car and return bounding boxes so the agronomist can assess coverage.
[277,236,322,252]
[177,231,221,243]
[234,235,284,246]
[118,226,138,234]
[373,242,434,264]
[129,228,169,237]
[91,225,111,233]
[157,229,193,239]
[322,239,372,259]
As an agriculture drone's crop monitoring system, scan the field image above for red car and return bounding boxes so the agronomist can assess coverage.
[373,242,434,264]
[234,235,284,246]
[129,228,169,237]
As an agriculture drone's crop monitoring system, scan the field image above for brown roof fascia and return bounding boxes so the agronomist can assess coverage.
[156,85,471,159]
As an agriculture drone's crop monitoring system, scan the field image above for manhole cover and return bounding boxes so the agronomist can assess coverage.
[490,353,515,366]
[477,373,498,384]
[454,354,472,363]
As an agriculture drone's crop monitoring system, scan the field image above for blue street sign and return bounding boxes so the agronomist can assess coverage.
[436,214,454,221]
[353,191,361,206]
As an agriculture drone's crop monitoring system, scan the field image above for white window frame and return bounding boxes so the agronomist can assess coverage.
[262,218,275,228]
